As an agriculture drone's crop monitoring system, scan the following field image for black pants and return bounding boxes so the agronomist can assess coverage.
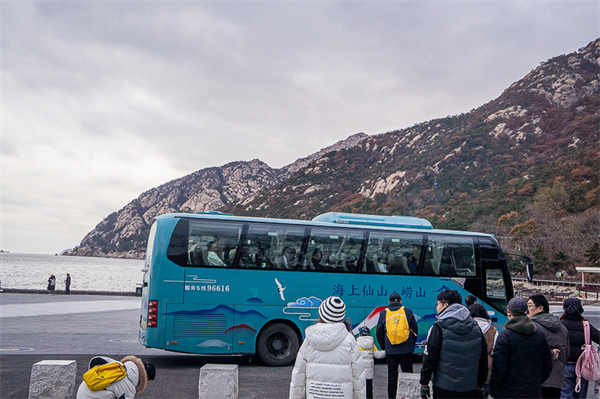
[386,353,413,399]
[433,385,478,398]
[366,378,373,399]
[540,386,561,399]
[66,285,70,294]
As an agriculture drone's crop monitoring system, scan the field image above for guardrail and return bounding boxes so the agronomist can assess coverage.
[512,278,600,301]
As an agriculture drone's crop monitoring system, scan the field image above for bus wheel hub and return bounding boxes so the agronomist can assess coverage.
[271,339,283,351]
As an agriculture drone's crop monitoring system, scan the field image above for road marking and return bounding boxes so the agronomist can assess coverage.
[0,347,34,352]
[0,299,140,318]
[108,339,139,342]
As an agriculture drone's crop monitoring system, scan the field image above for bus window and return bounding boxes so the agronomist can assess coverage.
[186,221,243,267]
[243,224,305,270]
[423,236,476,277]
[486,268,508,313]
[362,231,423,275]
[479,237,501,260]
[304,227,364,272]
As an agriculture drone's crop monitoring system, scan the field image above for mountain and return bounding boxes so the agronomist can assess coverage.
[223,39,600,273]
[71,39,599,274]
[69,134,367,258]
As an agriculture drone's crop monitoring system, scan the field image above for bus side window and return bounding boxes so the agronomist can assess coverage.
[424,236,476,277]
[306,228,363,273]
[186,221,243,268]
[363,231,423,275]
[244,224,305,270]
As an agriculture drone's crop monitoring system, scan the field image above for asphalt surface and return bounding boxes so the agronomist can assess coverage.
[0,293,406,398]
[4,293,596,398]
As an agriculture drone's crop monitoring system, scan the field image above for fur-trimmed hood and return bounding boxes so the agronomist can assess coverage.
[121,355,148,393]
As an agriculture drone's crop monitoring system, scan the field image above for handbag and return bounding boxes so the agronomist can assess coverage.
[575,320,600,392]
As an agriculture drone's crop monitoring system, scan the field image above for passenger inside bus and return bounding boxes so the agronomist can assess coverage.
[404,252,418,274]
[238,245,255,268]
[277,247,296,270]
[207,241,226,266]
[376,257,388,273]
[311,248,326,270]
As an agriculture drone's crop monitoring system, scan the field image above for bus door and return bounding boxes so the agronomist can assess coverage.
[479,238,512,327]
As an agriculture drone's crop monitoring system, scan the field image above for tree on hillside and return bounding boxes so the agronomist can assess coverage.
[585,243,600,267]
[509,219,539,254]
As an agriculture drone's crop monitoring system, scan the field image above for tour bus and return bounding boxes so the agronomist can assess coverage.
[139,211,513,366]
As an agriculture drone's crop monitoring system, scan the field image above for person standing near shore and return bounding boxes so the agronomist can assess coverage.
[65,273,71,295]
[47,275,56,295]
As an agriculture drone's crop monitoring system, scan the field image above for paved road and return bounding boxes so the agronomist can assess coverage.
[4,294,596,398]
[0,293,408,398]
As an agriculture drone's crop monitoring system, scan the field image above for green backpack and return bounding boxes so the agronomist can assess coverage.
[83,362,127,391]
[385,306,411,345]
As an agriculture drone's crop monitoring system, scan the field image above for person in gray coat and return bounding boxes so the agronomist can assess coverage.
[76,355,155,399]
[528,294,569,399]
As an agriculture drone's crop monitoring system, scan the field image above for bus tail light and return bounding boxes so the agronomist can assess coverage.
[147,300,158,328]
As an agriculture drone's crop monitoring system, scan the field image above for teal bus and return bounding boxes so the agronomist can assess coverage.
[139,211,513,366]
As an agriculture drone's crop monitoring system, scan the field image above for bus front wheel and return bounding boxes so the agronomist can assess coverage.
[257,323,299,367]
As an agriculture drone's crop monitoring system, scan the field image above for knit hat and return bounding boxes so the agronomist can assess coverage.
[319,296,346,323]
[563,297,584,316]
[507,298,527,315]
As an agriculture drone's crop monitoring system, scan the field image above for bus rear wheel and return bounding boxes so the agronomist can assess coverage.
[257,323,299,367]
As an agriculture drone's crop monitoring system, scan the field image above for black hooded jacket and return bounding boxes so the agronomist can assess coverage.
[490,315,553,398]
[561,314,600,363]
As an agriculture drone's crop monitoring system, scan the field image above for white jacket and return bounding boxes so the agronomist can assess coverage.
[290,322,366,399]
[356,335,385,379]
[76,356,148,399]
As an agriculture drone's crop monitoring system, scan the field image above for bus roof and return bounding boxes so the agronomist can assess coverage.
[156,212,495,238]
[312,212,433,229]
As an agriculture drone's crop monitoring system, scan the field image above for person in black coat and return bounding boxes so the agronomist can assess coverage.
[65,273,71,295]
[376,292,418,399]
[490,297,553,398]
[560,297,600,399]
[47,274,56,295]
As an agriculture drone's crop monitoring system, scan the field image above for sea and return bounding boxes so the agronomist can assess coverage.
[0,253,144,293]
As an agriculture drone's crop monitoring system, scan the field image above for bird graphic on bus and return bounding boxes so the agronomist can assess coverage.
[275,278,287,301]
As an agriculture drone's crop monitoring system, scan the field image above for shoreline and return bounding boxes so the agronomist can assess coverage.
[0,288,138,297]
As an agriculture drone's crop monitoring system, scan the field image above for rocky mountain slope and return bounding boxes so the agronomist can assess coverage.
[70,133,367,258]
[72,39,599,272]
[224,39,599,271]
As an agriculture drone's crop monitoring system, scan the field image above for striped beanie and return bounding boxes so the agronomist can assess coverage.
[319,296,346,323]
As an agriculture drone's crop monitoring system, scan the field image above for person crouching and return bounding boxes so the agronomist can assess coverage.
[77,355,155,399]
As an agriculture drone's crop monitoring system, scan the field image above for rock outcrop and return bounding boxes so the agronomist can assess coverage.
[70,134,368,258]
[71,39,599,263]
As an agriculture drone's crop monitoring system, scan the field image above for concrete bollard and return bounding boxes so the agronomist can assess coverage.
[396,373,430,399]
[199,364,238,399]
[28,360,77,399]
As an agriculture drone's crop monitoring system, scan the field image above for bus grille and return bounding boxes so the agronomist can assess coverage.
[172,313,227,339]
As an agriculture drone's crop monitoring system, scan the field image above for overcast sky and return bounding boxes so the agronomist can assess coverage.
[2,1,598,254]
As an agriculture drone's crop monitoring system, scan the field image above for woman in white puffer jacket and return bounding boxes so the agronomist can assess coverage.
[290,296,366,399]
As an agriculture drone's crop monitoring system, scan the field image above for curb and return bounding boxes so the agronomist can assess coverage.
[0,288,138,297]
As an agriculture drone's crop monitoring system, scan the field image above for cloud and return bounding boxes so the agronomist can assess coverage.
[287,296,323,308]
[1,1,598,253]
